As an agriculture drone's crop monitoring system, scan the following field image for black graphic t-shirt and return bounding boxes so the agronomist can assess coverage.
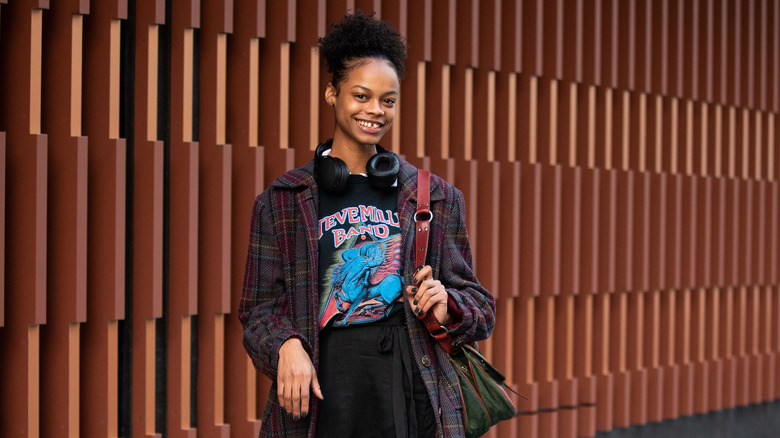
[317,174,402,328]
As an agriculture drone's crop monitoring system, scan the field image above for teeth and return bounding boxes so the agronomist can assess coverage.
[358,120,381,129]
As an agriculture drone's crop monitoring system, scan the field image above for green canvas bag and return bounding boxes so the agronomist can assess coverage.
[449,344,516,437]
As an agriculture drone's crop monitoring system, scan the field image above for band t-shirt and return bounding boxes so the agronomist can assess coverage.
[315,174,437,437]
[317,174,403,328]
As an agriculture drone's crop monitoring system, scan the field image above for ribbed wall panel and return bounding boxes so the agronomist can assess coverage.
[0,1,779,437]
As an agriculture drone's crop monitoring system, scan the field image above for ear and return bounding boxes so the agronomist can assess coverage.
[325,82,337,106]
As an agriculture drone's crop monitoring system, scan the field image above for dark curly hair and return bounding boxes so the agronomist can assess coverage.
[318,10,407,89]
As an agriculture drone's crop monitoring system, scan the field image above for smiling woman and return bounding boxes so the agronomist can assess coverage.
[324,59,400,172]
[238,9,496,438]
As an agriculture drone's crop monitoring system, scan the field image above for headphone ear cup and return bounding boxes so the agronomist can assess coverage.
[314,143,350,192]
[366,152,400,189]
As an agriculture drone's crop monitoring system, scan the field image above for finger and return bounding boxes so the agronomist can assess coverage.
[278,380,291,414]
[291,382,303,419]
[299,382,310,418]
[416,279,442,313]
[410,279,437,316]
[407,279,428,313]
[311,367,324,401]
[412,265,432,285]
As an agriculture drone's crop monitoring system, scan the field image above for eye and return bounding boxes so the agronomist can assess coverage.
[383,98,397,106]
[354,94,368,101]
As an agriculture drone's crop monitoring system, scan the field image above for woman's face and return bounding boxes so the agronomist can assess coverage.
[326,58,400,151]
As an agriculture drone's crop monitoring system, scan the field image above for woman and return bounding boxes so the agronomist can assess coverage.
[239,10,496,438]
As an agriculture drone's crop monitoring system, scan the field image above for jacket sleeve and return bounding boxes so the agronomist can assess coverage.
[238,194,309,379]
[436,185,496,348]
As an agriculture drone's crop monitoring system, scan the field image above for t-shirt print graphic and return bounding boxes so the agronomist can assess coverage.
[319,232,402,328]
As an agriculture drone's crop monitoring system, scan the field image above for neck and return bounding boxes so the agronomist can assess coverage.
[329,139,377,174]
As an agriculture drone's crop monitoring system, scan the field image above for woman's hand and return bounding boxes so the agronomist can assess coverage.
[277,338,323,420]
[406,265,452,325]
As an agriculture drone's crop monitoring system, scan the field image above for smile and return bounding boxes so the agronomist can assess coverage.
[356,119,383,129]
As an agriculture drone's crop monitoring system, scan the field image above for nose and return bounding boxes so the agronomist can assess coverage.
[366,99,384,116]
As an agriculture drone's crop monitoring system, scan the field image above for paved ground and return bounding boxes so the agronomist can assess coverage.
[594,401,780,438]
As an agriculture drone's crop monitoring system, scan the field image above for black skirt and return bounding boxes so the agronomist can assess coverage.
[315,305,436,438]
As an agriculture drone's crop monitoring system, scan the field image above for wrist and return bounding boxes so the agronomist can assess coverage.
[437,312,453,326]
[280,337,303,353]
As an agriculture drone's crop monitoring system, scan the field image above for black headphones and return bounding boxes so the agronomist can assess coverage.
[313,140,400,192]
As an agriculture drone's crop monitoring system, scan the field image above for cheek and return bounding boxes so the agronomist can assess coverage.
[384,107,397,122]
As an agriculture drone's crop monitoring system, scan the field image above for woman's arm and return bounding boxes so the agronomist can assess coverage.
[406,183,496,349]
[238,194,310,378]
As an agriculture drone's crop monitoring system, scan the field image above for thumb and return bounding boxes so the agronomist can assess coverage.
[311,366,324,400]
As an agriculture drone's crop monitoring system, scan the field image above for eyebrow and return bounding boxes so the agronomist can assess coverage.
[352,85,399,96]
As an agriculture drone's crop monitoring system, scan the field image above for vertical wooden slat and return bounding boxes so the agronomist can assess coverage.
[562,0,583,83]
[133,0,165,435]
[707,287,724,412]
[575,292,597,438]
[714,0,729,104]
[690,0,702,101]
[615,170,635,291]
[78,2,127,438]
[677,288,695,417]
[628,290,647,426]
[682,177,699,290]
[698,177,713,287]
[661,287,680,420]
[616,0,636,91]
[39,4,89,437]
[561,167,582,296]
[557,167,580,438]
[649,173,667,290]
[496,162,521,434]
[691,287,710,414]
[610,293,631,429]
[761,285,775,402]
[721,286,738,409]
[225,0,266,435]
[595,291,614,431]
[774,0,780,113]
[736,285,751,407]
[0,130,4,328]
[168,1,200,436]
[744,0,756,109]
[536,78,553,165]
[636,0,652,94]
[476,160,500,296]
[581,0,603,85]
[769,182,779,285]
[196,1,233,436]
[535,295,559,438]
[522,0,544,76]
[521,163,542,298]
[599,170,617,294]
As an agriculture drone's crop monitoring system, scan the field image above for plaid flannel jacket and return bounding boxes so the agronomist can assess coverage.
[238,155,496,438]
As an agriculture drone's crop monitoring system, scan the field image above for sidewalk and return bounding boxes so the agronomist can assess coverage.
[594,401,780,438]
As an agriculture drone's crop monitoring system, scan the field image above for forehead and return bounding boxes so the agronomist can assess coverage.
[340,58,400,91]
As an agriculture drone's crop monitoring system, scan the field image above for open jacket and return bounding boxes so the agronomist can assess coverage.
[238,155,496,438]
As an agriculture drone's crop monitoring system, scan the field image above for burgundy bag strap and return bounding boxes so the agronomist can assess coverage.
[414,170,455,354]
[414,169,431,268]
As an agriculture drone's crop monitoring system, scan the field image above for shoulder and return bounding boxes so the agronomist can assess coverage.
[269,159,315,190]
[396,158,460,203]
[251,160,315,216]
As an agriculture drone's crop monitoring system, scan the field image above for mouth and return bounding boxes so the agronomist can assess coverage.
[356,119,384,132]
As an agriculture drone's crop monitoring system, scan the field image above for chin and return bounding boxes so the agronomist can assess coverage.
[356,134,386,146]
